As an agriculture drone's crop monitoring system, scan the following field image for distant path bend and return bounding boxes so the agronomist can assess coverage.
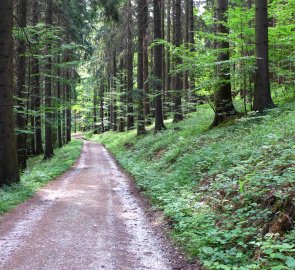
[0,140,195,270]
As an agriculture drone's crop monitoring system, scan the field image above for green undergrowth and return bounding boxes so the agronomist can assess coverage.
[87,102,295,270]
[0,139,82,215]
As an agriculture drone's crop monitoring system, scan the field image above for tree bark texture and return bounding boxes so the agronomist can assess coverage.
[0,0,20,185]
[183,0,190,91]
[172,0,183,123]
[137,0,147,135]
[126,0,135,130]
[15,0,28,170]
[100,83,105,132]
[143,1,151,125]
[31,0,44,155]
[165,0,172,117]
[57,55,63,148]
[189,0,196,107]
[112,51,117,131]
[93,86,98,134]
[253,0,275,111]
[44,0,54,159]
[118,59,125,132]
[154,0,166,132]
[211,0,236,126]
[66,70,72,143]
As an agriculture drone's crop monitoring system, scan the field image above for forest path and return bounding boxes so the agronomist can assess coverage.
[0,140,195,270]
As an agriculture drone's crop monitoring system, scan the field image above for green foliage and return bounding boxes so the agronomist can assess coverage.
[152,0,295,113]
[88,102,295,269]
[0,140,82,215]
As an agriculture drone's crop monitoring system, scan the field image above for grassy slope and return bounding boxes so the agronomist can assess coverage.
[88,102,295,270]
[0,140,82,215]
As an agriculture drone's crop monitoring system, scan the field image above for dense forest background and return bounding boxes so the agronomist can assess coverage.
[0,0,294,269]
[1,0,294,180]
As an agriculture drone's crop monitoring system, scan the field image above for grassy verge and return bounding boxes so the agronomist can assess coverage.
[0,139,83,215]
[86,102,295,270]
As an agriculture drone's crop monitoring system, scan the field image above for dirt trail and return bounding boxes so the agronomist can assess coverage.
[0,140,197,270]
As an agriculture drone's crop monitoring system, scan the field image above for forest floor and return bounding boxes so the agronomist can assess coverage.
[0,139,197,270]
[0,140,82,214]
[86,101,295,269]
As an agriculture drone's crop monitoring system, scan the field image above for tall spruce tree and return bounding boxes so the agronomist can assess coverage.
[44,0,54,159]
[211,0,236,126]
[172,0,183,123]
[137,0,147,135]
[0,0,20,186]
[154,0,166,132]
[66,69,72,143]
[253,0,275,111]
[126,0,135,130]
[31,0,44,155]
[15,0,28,169]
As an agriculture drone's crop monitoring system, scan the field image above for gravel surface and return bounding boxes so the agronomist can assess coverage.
[0,140,199,270]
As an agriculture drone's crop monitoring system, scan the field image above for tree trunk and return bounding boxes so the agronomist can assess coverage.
[165,0,172,118]
[112,51,117,131]
[30,112,36,155]
[154,0,166,132]
[106,77,111,131]
[0,0,20,185]
[44,0,54,159]
[109,77,114,131]
[74,113,77,133]
[62,79,67,143]
[172,0,183,123]
[161,0,166,100]
[127,0,135,130]
[143,37,151,125]
[137,0,147,135]
[31,0,43,155]
[100,83,105,132]
[189,0,196,108]
[211,0,236,126]
[66,70,72,143]
[118,72,125,132]
[57,55,63,148]
[93,86,98,134]
[183,0,190,92]
[253,0,275,111]
[143,1,151,125]
[15,0,28,170]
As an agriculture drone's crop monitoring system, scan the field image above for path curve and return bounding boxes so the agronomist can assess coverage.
[0,140,197,270]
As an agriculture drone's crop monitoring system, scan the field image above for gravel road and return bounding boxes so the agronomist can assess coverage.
[0,140,198,270]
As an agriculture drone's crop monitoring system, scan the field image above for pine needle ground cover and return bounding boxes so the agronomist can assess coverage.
[0,140,82,215]
[87,102,295,269]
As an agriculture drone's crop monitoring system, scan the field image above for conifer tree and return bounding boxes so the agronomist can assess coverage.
[211,0,237,126]
[172,0,183,123]
[154,0,166,132]
[0,0,20,186]
[126,0,135,130]
[137,0,148,135]
[253,0,275,111]
[15,0,28,169]
[31,0,44,155]
[44,0,54,159]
